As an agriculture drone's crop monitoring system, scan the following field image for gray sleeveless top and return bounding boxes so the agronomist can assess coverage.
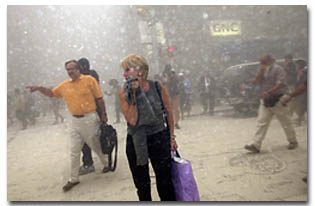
[126,81,168,165]
[127,80,166,136]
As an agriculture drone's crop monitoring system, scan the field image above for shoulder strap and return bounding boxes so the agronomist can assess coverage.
[154,81,165,113]
[154,81,170,129]
[111,137,118,171]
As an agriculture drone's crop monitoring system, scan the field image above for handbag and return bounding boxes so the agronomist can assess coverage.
[99,123,118,171]
[171,150,200,201]
[155,82,200,201]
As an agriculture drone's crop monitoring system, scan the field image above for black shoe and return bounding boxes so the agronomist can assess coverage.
[62,181,80,192]
[302,176,307,183]
[102,166,111,173]
[244,144,260,153]
[288,142,298,150]
[175,124,180,129]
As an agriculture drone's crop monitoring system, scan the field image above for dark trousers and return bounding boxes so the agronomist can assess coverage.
[126,129,176,201]
[82,143,94,166]
[81,104,102,166]
[201,93,215,115]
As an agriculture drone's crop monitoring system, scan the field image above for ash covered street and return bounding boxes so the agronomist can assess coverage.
[7,105,307,201]
[6,5,308,203]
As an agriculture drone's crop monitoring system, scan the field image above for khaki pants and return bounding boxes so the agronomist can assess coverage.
[69,111,108,182]
[252,96,297,149]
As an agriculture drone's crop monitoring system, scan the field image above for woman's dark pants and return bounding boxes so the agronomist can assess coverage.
[126,129,176,201]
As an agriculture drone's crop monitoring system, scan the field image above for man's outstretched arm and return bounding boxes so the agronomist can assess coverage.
[26,86,54,97]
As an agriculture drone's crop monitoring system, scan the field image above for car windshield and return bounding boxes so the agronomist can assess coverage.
[223,63,259,95]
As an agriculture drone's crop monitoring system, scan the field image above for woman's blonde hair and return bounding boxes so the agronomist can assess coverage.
[120,53,149,80]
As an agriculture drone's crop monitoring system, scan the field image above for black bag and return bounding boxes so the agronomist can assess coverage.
[99,124,118,171]
[263,94,283,107]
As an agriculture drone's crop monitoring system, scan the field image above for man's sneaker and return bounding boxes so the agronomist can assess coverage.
[79,165,95,175]
[244,144,260,153]
[62,181,80,192]
[288,142,298,150]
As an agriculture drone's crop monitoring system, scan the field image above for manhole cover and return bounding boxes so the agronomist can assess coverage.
[229,153,287,175]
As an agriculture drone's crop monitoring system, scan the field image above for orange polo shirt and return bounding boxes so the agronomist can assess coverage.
[52,74,102,115]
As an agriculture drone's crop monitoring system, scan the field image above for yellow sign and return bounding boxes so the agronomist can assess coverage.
[210,21,241,36]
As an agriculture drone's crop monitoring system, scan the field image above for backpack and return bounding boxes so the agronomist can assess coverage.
[99,124,118,171]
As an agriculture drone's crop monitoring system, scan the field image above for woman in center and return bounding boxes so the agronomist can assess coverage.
[119,53,178,201]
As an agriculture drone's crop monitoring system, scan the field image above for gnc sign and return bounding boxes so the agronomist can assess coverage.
[210,20,241,36]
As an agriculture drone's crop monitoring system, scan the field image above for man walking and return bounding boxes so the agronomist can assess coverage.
[27,60,110,192]
[244,55,298,153]
[77,57,103,175]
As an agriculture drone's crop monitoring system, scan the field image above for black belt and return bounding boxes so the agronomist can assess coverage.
[73,114,85,118]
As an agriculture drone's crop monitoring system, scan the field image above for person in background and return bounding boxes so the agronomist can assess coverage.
[178,72,192,119]
[50,97,64,125]
[283,59,307,126]
[119,54,178,201]
[77,57,104,176]
[14,88,28,130]
[26,60,110,192]
[104,79,122,124]
[24,90,38,125]
[7,94,15,127]
[79,57,100,82]
[39,95,47,118]
[281,59,308,184]
[283,54,297,89]
[198,71,216,115]
[244,54,298,153]
[162,65,181,129]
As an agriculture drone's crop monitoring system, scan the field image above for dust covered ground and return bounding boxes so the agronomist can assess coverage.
[7,104,308,202]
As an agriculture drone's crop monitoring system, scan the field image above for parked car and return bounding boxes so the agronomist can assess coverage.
[221,58,305,114]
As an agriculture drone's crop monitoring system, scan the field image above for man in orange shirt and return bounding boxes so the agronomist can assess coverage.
[27,60,110,192]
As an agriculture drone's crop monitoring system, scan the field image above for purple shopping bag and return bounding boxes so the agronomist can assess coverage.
[171,150,200,201]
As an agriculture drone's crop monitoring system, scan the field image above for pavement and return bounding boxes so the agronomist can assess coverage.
[7,105,308,203]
